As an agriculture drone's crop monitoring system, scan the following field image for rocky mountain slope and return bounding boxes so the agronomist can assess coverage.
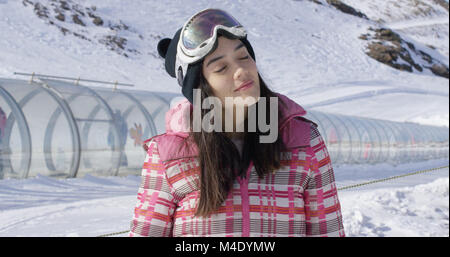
[310,0,449,78]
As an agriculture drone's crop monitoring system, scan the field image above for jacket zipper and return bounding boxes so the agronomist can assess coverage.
[237,161,253,237]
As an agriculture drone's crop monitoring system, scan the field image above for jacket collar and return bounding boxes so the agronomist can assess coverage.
[165,93,307,136]
[156,93,311,161]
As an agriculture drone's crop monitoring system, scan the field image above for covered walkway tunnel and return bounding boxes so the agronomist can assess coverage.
[0,77,175,179]
[0,77,448,179]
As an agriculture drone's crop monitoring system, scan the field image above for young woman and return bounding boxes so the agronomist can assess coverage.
[129,8,345,237]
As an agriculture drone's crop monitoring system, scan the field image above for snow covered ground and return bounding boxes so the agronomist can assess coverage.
[0,0,448,237]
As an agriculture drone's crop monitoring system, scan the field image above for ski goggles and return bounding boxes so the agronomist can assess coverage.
[175,9,247,85]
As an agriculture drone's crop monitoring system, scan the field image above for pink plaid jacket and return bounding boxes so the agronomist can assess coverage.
[129,94,345,237]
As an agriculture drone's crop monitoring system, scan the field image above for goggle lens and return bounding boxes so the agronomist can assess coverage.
[182,9,241,50]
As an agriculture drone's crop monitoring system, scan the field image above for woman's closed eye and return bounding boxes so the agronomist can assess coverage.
[214,56,249,73]
[215,66,227,73]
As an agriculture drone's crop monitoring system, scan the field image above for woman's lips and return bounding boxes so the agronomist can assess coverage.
[235,81,253,92]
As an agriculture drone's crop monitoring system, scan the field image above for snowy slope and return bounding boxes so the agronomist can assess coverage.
[0,0,448,127]
[340,0,449,61]
[339,0,448,23]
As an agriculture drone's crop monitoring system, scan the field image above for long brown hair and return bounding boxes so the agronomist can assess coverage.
[189,69,286,217]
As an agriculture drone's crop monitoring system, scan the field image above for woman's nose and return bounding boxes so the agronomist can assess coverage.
[233,66,247,81]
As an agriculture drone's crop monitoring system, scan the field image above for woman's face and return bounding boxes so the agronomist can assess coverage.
[202,37,260,106]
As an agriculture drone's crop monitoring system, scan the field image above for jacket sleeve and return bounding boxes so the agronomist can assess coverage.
[304,125,345,237]
[129,138,176,237]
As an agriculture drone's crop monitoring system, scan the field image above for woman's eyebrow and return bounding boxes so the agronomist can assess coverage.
[206,43,245,67]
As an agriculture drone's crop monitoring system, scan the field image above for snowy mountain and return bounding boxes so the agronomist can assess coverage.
[0,0,448,127]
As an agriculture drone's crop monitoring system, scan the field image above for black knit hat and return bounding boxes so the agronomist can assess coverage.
[157,29,256,103]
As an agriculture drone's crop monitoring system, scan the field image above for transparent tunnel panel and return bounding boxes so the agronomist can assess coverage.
[23,83,71,178]
[1,80,53,178]
[339,115,363,164]
[307,111,341,164]
[332,115,353,164]
[366,118,385,163]
[40,79,119,177]
[131,90,172,135]
[0,86,30,179]
[92,87,159,176]
[381,120,401,165]
[352,117,374,163]
[0,78,448,179]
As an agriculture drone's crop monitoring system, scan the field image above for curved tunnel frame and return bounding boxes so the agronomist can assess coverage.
[0,78,171,179]
[44,93,80,175]
[307,110,448,165]
[38,81,82,178]
[39,78,123,177]
[0,78,448,179]
[0,84,32,178]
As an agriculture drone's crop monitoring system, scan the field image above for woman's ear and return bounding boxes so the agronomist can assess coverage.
[157,38,172,58]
